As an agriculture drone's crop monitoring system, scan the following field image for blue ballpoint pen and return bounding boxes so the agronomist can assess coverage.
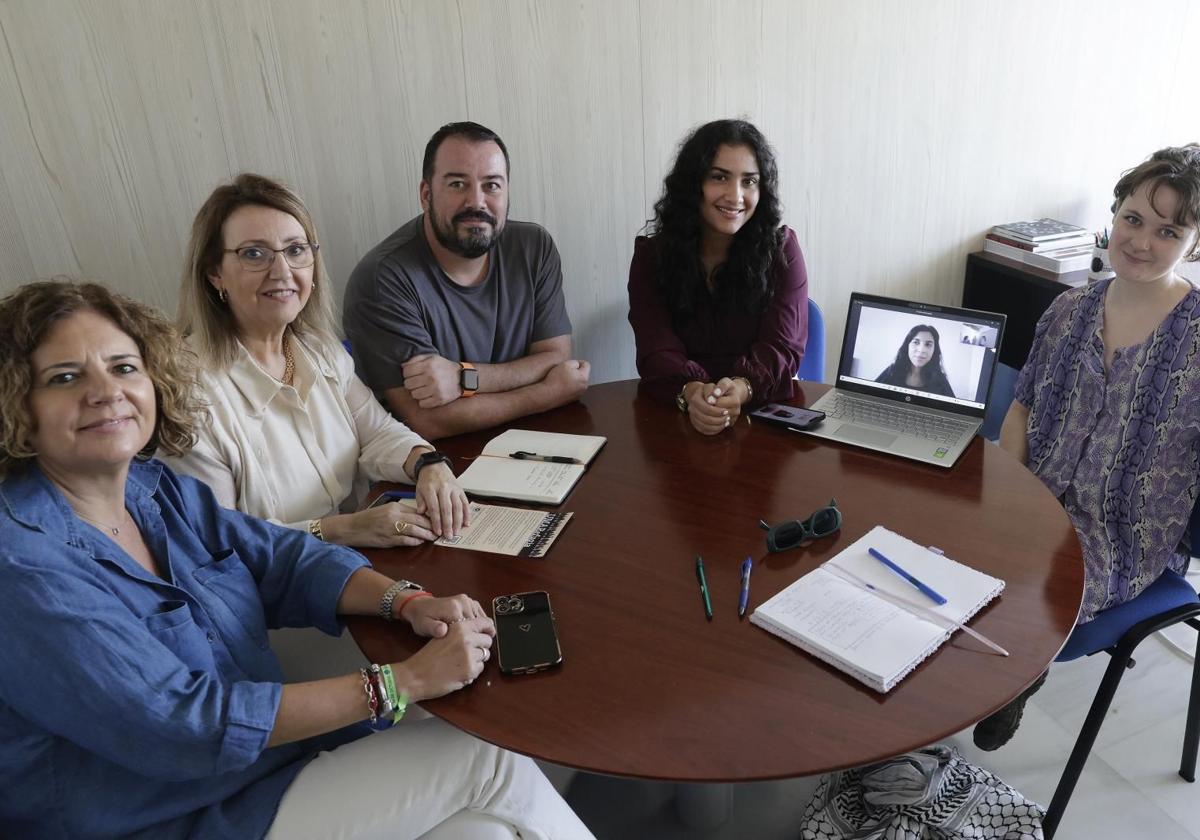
[868,547,948,605]
[695,556,713,620]
[738,556,752,617]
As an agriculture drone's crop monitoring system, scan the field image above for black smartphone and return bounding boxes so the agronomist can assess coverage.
[749,403,827,431]
[492,591,563,675]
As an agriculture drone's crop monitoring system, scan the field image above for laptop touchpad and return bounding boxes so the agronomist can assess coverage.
[835,425,898,447]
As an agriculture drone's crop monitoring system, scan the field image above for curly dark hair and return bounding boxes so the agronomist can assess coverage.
[645,119,785,321]
[0,280,203,478]
[1112,143,1200,261]
[883,324,953,392]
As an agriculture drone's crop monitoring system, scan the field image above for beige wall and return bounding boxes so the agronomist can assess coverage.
[1,0,1197,382]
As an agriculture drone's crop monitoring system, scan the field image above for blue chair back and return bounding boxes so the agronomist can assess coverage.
[1192,488,1200,565]
[980,362,1020,441]
[798,299,825,382]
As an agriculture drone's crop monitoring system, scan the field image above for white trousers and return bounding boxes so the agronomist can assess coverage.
[267,716,595,840]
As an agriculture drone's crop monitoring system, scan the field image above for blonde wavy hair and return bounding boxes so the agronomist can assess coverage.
[178,173,338,369]
[0,280,203,478]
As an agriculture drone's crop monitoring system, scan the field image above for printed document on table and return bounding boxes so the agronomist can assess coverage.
[436,502,572,557]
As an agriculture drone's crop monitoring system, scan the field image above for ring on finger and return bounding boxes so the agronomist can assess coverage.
[394,521,410,536]
[482,648,490,662]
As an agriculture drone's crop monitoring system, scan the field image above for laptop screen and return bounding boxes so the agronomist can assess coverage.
[835,293,1007,415]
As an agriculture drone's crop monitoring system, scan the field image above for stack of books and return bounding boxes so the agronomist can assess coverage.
[983,218,1093,273]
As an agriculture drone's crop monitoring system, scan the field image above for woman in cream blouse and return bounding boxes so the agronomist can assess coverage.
[168,173,469,547]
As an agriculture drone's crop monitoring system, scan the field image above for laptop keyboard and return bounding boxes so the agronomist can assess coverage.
[825,394,974,443]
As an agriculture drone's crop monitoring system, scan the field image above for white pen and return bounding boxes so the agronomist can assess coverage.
[823,563,1009,656]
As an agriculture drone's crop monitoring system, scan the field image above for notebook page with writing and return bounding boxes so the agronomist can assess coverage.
[457,457,584,505]
[751,525,1004,692]
[480,429,607,464]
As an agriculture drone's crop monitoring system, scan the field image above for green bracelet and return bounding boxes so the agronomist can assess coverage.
[380,664,409,724]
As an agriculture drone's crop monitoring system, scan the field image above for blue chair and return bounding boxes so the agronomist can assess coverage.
[1043,541,1200,836]
[798,299,825,382]
[982,358,1200,837]
[980,362,1020,441]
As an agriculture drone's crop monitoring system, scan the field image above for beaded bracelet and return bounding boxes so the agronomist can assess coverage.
[366,665,393,717]
[361,664,409,730]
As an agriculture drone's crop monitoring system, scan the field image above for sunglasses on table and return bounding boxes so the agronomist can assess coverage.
[758,499,842,553]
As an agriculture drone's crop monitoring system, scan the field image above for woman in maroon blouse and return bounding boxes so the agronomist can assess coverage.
[628,119,809,435]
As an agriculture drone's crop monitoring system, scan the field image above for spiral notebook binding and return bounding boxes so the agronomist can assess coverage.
[519,512,569,557]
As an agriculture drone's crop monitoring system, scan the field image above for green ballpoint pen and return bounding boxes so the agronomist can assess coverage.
[695,555,713,620]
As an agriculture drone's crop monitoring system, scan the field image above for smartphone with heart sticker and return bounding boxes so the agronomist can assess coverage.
[492,591,563,675]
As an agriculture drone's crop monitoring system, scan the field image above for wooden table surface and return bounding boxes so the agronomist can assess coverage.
[347,379,1083,782]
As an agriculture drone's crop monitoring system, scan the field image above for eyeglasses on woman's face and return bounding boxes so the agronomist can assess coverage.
[222,242,319,272]
[758,499,842,553]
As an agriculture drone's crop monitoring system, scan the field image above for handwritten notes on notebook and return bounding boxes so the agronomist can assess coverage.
[750,526,1005,693]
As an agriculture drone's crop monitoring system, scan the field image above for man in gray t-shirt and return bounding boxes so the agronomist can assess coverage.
[344,122,590,441]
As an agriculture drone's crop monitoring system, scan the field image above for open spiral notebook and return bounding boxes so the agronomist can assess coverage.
[750,525,1005,693]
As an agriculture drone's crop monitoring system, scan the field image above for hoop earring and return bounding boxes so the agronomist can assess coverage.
[217,288,227,303]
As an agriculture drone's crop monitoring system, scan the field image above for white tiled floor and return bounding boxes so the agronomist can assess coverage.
[940,612,1200,840]
[568,573,1200,839]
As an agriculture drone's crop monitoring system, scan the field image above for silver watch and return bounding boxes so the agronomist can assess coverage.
[379,579,424,621]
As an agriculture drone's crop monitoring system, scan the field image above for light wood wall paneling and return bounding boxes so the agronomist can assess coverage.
[0,0,210,311]
[638,0,767,201]
[459,0,644,381]
[255,0,468,310]
[761,0,1200,377]
[1,1,1199,385]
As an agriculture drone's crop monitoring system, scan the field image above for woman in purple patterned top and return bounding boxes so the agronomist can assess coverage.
[976,144,1200,752]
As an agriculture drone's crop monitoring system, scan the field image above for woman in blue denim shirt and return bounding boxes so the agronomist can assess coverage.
[0,281,593,839]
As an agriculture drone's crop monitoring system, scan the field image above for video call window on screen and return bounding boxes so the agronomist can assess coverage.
[839,301,1004,409]
[960,324,998,348]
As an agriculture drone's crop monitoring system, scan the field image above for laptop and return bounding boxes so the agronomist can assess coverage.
[797,292,1007,468]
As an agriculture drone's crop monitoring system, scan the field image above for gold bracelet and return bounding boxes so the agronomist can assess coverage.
[307,518,324,541]
[675,385,690,414]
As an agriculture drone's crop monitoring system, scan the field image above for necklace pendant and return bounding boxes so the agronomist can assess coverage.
[110,527,120,536]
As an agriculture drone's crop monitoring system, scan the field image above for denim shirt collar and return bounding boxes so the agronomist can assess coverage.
[0,460,163,554]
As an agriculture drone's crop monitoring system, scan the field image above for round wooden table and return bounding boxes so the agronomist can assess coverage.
[347,379,1083,781]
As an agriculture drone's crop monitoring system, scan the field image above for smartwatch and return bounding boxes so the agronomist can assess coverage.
[412,450,453,479]
[459,362,479,397]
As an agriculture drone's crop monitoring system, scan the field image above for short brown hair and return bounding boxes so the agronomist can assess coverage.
[0,280,203,477]
[178,173,337,368]
[1112,144,1200,261]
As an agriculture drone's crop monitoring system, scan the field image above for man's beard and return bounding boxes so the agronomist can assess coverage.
[428,198,504,258]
